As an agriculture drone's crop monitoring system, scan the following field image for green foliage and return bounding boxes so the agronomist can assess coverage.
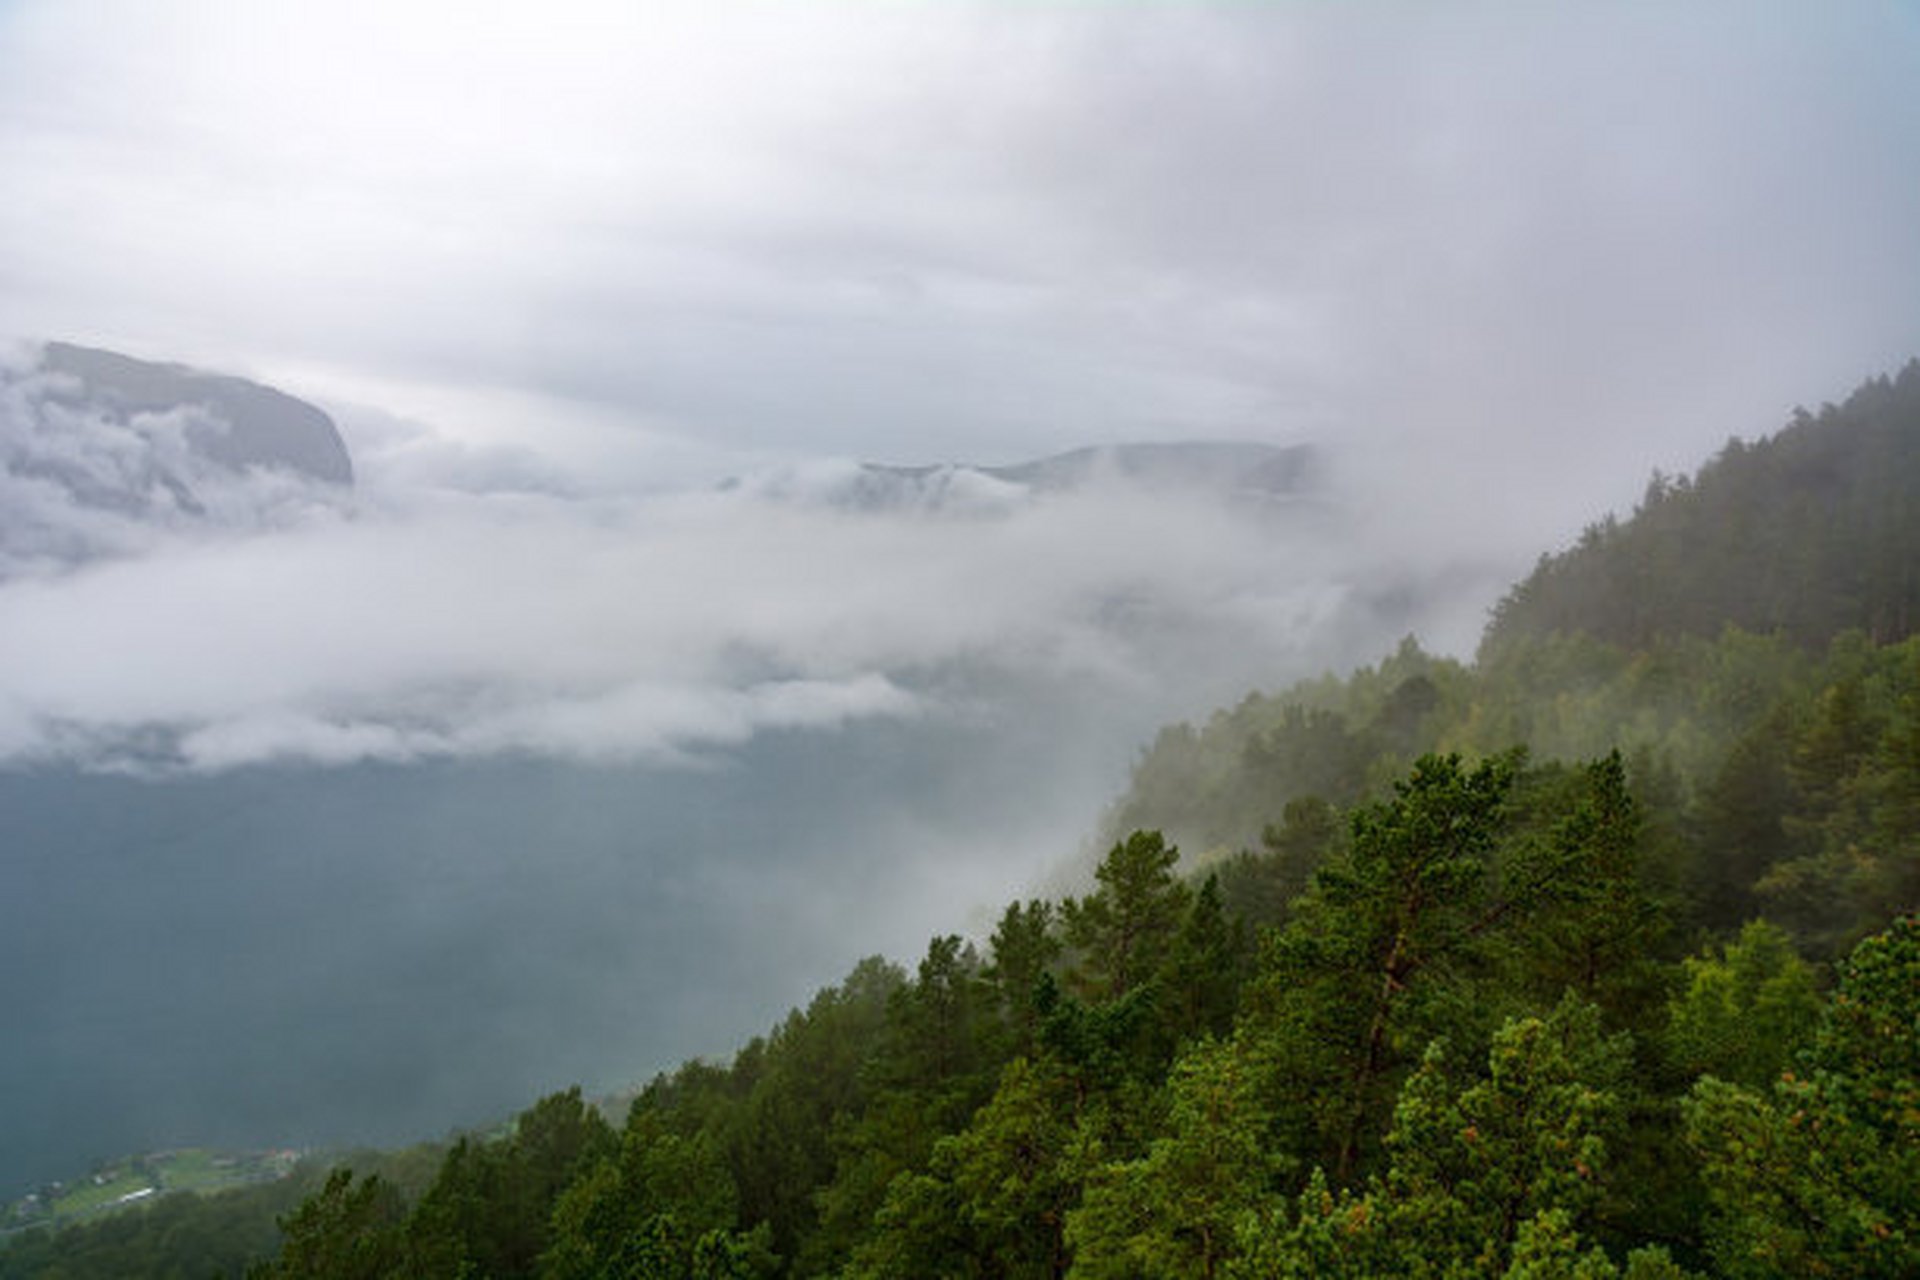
[1664,920,1821,1091]
[404,1086,616,1278]
[804,936,997,1275]
[852,1054,1090,1279]
[984,898,1062,1057]
[1483,360,1920,656]
[1068,1037,1274,1279]
[1684,916,1920,1277]
[1115,619,1920,964]
[1384,997,1631,1266]
[1244,752,1525,1181]
[251,1169,405,1280]
[724,955,903,1265]
[0,1177,308,1280]
[1225,1167,1395,1279]
[1230,999,1640,1278]
[1690,716,1799,930]
[1160,875,1247,1047]
[542,1114,763,1280]
[1506,753,1670,1036]
[1758,643,1920,953]
[1061,830,1190,1003]
[1504,1211,1698,1280]
[1106,638,1472,855]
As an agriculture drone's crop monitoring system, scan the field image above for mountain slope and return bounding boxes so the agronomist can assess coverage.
[1482,359,1920,657]
[733,440,1319,513]
[0,341,353,571]
[39,343,353,487]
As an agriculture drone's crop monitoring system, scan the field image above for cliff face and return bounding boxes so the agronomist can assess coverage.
[0,341,354,570]
[38,342,354,487]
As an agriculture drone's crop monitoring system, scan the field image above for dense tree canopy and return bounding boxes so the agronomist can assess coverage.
[1483,359,1920,656]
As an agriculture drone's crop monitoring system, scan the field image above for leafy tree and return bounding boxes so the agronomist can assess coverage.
[1481,361,1920,655]
[542,1113,768,1280]
[1068,1037,1273,1279]
[884,935,993,1099]
[1225,1167,1398,1279]
[984,898,1061,1057]
[404,1087,614,1279]
[1380,996,1631,1269]
[1257,795,1341,911]
[1758,639,1920,952]
[1061,830,1190,1004]
[724,955,902,1264]
[250,1169,405,1280]
[805,936,995,1275]
[855,1054,1091,1279]
[1690,722,1798,931]
[1229,999,1648,1278]
[1046,830,1197,1084]
[1685,915,1920,1276]
[1664,920,1820,1091]
[1159,874,1246,1046]
[1511,753,1666,1028]
[1247,752,1521,1182]
[1502,1211,1696,1280]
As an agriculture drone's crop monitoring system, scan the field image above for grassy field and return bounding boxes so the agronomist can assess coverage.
[48,1170,152,1218]
[7,1148,299,1232]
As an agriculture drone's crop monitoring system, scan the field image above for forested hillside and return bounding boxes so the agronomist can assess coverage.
[7,365,1918,1278]
[1483,358,1920,655]
[1112,365,1920,956]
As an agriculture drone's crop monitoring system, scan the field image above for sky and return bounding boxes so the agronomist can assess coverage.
[1,1,1915,508]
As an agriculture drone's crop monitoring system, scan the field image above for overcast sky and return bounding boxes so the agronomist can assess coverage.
[1,2,1915,501]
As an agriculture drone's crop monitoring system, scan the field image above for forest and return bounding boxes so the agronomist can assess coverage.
[5,360,1918,1278]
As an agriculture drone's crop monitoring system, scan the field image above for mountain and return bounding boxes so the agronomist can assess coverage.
[38,343,353,487]
[0,342,353,571]
[1481,358,1920,657]
[1110,363,1920,892]
[729,440,1320,512]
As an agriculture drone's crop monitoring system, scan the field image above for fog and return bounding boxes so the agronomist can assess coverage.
[1,0,1917,1195]
[0,383,1427,775]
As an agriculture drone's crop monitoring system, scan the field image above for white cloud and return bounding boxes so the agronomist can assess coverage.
[0,350,353,572]
[0,456,1467,773]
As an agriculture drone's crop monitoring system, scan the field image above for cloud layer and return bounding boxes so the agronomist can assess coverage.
[0,458,1448,773]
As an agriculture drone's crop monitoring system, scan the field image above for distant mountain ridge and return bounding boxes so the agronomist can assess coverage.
[898,440,1313,494]
[39,343,354,488]
[736,440,1319,511]
[0,341,354,570]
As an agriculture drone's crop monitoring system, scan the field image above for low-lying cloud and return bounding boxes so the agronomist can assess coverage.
[0,347,351,573]
[1,336,1504,780]
[0,461,1439,773]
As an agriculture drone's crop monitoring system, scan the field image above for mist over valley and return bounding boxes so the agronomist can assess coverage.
[0,342,1511,1192]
